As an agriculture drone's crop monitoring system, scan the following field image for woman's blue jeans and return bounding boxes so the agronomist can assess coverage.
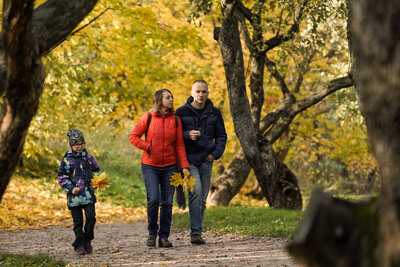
[141,164,176,239]
[188,161,213,235]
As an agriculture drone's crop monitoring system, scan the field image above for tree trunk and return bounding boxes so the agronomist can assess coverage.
[209,128,293,205]
[288,190,378,267]
[0,0,99,201]
[208,149,251,206]
[289,1,400,266]
[215,1,302,210]
[0,0,99,96]
[210,0,355,208]
[0,0,45,201]
[352,0,400,265]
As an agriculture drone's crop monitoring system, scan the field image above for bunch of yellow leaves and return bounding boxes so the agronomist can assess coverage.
[91,172,111,190]
[170,171,198,193]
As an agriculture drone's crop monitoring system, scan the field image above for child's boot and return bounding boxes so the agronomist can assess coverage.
[75,246,86,255]
[85,241,93,253]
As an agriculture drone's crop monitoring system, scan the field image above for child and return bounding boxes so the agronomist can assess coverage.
[57,129,100,254]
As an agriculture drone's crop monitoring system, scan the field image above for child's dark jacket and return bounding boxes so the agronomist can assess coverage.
[57,149,100,209]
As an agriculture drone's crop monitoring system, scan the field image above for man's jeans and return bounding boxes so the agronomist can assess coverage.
[142,164,176,238]
[188,161,213,235]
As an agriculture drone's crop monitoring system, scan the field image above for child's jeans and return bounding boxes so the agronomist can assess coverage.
[70,203,96,248]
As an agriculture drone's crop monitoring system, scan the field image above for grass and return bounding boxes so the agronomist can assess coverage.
[172,205,302,238]
[86,126,148,207]
[0,252,66,267]
[95,169,147,207]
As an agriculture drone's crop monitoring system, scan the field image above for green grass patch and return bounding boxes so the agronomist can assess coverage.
[95,169,147,207]
[0,252,66,267]
[332,193,377,201]
[172,206,302,238]
[86,126,147,207]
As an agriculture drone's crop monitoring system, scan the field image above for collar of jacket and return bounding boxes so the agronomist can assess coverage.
[150,109,175,117]
[67,149,87,158]
[184,96,214,113]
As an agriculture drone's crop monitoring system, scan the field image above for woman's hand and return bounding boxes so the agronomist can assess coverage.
[72,187,80,195]
[182,168,190,176]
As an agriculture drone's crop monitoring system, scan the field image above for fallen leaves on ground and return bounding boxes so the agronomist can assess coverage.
[0,177,147,231]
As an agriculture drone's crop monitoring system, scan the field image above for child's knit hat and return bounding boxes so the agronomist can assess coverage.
[66,129,85,147]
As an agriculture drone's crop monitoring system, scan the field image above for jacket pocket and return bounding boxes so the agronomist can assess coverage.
[147,140,152,156]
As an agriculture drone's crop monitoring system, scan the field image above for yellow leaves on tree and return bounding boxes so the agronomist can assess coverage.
[170,172,198,193]
[91,172,111,191]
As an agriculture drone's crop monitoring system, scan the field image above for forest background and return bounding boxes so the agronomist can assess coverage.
[12,0,376,210]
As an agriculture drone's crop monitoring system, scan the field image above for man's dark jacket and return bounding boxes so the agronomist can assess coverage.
[175,97,227,166]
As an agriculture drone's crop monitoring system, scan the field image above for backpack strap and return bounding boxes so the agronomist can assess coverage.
[145,112,152,138]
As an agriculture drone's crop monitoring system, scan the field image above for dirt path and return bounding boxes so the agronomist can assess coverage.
[0,222,300,266]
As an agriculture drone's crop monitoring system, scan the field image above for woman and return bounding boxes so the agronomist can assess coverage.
[129,89,189,248]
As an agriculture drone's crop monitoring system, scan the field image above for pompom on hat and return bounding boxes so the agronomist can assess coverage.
[66,129,85,147]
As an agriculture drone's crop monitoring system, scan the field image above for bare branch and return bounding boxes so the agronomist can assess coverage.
[294,50,316,93]
[294,75,354,113]
[32,0,99,54]
[259,100,290,133]
[239,14,253,51]
[43,8,111,56]
[265,54,294,100]
[264,0,309,52]
[235,0,255,23]
[259,75,354,143]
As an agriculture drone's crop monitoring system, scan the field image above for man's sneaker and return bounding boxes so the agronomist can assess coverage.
[159,238,173,248]
[85,241,93,254]
[147,235,156,247]
[75,246,86,255]
[191,234,206,245]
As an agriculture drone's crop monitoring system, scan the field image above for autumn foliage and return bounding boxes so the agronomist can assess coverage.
[170,172,198,193]
[0,177,146,231]
[92,172,111,190]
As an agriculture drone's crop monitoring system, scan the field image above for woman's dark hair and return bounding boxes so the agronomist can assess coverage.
[153,88,173,113]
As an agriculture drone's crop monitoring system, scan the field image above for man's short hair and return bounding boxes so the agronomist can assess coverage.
[192,79,208,87]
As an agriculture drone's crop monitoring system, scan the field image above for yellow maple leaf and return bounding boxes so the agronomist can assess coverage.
[185,175,198,193]
[92,172,111,191]
[169,171,198,193]
[170,172,184,188]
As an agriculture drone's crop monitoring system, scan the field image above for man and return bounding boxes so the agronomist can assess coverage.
[175,80,227,245]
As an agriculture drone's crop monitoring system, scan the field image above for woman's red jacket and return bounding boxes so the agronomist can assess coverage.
[129,110,189,169]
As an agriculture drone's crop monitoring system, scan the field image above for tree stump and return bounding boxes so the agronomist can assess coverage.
[287,190,378,267]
